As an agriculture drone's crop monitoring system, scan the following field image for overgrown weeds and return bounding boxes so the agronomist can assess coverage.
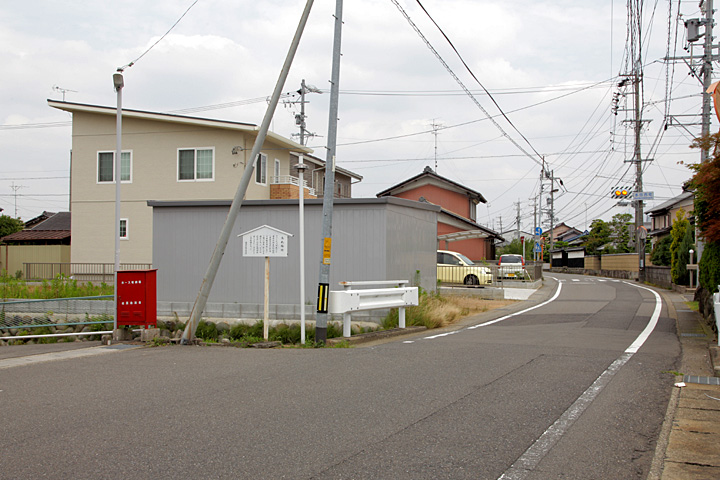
[0,271,113,299]
[382,291,513,330]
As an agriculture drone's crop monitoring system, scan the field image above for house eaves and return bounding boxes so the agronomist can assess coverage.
[645,191,693,216]
[47,100,312,155]
[301,153,363,181]
[439,208,503,242]
[376,166,486,204]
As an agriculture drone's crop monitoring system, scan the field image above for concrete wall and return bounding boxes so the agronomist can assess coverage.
[0,245,70,277]
[151,197,439,321]
[645,265,672,289]
[553,253,654,281]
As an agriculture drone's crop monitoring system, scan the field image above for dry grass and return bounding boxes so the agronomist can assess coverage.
[383,293,515,330]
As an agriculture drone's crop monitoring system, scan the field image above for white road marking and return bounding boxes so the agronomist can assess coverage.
[497,282,663,480]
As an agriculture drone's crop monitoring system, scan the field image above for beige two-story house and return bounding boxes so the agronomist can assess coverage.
[48,100,361,266]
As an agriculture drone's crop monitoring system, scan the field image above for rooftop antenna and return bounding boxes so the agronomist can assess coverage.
[10,182,28,218]
[430,119,443,172]
[52,85,78,101]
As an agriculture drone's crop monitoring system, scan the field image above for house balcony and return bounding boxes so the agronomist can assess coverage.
[270,175,317,200]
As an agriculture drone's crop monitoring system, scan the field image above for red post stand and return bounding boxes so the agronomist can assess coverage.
[117,269,157,328]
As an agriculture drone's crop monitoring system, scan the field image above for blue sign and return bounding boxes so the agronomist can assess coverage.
[633,191,654,200]
[534,242,542,253]
[535,227,543,235]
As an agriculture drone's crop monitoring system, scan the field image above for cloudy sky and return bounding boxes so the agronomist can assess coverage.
[0,0,711,234]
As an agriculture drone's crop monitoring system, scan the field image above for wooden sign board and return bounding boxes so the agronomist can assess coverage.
[239,225,293,257]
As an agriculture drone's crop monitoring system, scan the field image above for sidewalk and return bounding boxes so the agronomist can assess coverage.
[650,289,720,479]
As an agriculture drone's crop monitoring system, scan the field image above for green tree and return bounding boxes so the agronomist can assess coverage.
[609,213,633,253]
[583,218,611,255]
[650,235,672,267]
[497,238,533,260]
[670,209,691,285]
[689,132,720,292]
[0,215,24,238]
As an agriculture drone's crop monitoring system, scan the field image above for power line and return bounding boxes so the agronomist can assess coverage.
[118,0,201,72]
[390,0,545,170]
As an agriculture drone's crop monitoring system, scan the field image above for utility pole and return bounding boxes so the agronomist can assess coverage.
[633,70,646,282]
[533,200,538,262]
[180,0,315,344]
[549,170,555,252]
[701,0,715,163]
[294,79,322,146]
[515,201,521,240]
[314,0,344,344]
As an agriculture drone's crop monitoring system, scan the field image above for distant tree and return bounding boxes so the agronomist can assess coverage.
[497,238,533,260]
[609,213,633,253]
[583,218,611,255]
[0,215,24,239]
[650,235,672,266]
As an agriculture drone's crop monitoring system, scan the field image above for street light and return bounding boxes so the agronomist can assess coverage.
[113,72,124,340]
[294,159,308,345]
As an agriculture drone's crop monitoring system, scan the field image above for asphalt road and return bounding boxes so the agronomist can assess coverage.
[0,272,680,479]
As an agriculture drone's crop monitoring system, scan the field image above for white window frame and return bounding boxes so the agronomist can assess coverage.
[119,218,129,240]
[177,147,215,182]
[255,153,268,185]
[97,150,132,184]
[274,158,280,182]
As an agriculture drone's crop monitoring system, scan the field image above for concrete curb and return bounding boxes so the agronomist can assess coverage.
[325,326,428,346]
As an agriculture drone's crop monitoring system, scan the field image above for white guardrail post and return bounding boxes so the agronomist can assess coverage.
[329,280,419,337]
[714,286,720,347]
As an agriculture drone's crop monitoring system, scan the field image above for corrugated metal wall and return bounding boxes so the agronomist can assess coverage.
[152,198,439,313]
[1,245,71,277]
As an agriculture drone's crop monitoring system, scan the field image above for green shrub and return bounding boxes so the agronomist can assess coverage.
[269,323,301,344]
[699,241,720,294]
[195,320,218,341]
[651,235,672,266]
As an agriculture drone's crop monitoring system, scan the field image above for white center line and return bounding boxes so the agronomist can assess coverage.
[498,282,663,480]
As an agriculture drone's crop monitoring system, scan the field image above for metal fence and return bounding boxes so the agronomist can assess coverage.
[0,296,114,340]
[23,263,152,282]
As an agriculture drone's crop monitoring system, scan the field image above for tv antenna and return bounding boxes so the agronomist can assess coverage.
[53,85,78,101]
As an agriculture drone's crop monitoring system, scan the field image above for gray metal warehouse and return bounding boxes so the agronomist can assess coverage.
[149,197,440,322]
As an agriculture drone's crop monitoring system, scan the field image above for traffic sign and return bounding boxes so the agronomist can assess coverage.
[534,242,542,253]
[534,227,542,235]
[633,191,654,200]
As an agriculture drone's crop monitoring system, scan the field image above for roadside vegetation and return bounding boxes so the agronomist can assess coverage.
[151,290,513,347]
[381,289,513,330]
[0,271,113,300]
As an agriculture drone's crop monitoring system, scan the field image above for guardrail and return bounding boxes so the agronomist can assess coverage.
[0,295,115,341]
[329,280,419,337]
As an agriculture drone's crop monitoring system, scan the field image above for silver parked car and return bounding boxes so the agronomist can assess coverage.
[497,254,526,279]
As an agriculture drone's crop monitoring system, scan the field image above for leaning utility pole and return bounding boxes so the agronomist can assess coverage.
[180,0,315,344]
[314,0,344,344]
